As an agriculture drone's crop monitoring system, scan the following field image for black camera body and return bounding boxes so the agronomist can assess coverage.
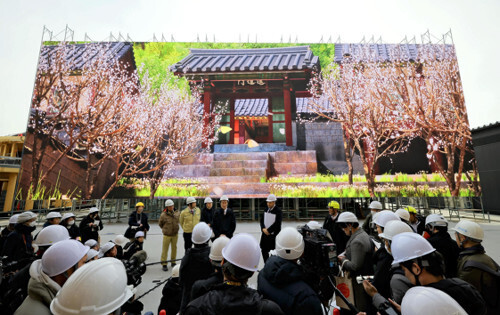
[298,225,338,276]
[123,257,146,287]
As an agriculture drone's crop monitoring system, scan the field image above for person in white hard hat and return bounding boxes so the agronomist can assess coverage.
[454,220,499,314]
[34,225,71,255]
[84,239,99,251]
[190,235,230,301]
[122,231,147,264]
[79,207,103,244]
[337,211,375,313]
[212,195,236,239]
[179,222,213,313]
[185,233,283,315]
[400,286,467,315]
[49,258,135,315]
[0,214,19,253]
[158,264,182,315]
[85,249,99,263]
[362,220,413,310]
[159,199,180,272]
[99,241,118,258]
[362,200,383,239]
[59,213,81,241]
[390,232,486,315]
[258,227,323,315]
[15,239,88,315]
[260,194,283,263]
[43,212,62,228]
[201,197,215,227]
[2,211,37,263]
[179,197,201,251]
[424,214,459,278]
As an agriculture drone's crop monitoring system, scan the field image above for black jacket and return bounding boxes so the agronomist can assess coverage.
[427,230,460,278]
[212,208,236,238]
[179,245,213,314]
[372,245,393,299]
[123,240,144,261]
[1,224,35,263]
[323,214,348,253]
[79,215,103,243]
[260,206,282,236]
[60,221,81,240]
[200,206,215,226]
[0,226,14,253]
[158,277,182,315]
[185,283,284,315]
[410,215,425,235]
[191,270,224,301]
[258,255,323,315]
[427,278,487,315]
[128,211,150,232]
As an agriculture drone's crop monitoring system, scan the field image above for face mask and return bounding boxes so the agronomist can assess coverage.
[371,210,377,216]
[29,221,37,227]
[68,220,75,226]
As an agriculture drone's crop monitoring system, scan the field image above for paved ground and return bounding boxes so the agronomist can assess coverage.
[77,217,500,314]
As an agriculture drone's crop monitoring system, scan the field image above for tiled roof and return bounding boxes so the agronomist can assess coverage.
[40,42,134,71]
[170,46,320,74]
[197,97,332,117]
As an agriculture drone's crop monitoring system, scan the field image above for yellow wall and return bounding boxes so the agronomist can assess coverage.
[0,136,24,212]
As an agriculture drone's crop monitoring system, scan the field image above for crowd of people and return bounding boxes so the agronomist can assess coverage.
[0,197,498,315]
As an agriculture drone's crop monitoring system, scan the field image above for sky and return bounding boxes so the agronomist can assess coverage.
[0,0,499,135]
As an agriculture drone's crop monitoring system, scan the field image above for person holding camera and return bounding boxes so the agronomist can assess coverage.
[125,202,150,240]
[323,200,348,254]
[258,227,323,315]
[212,196,236,239]
[159,199,180,271]
[79,207,103,244]
[390,232,486,315]
[260,194,283,263]
[337,211,375,314]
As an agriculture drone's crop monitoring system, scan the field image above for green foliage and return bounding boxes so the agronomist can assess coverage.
[18,171,81,200]
[135,184,208,197]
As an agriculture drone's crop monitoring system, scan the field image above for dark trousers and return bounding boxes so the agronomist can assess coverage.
[260,234,276,263]
[183,232,192,251]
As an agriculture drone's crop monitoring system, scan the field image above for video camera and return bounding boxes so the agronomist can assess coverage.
[122,256,146,287]
[0,256,35,284]
[297,224,338,276]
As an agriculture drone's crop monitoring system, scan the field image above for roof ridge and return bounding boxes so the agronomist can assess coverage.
[189,46,311,55]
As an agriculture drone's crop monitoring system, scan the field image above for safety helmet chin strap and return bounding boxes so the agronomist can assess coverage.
[405,257,429,286]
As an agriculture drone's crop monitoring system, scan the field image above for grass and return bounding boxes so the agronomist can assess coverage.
[17,171,81,200]
[267,172,451,183]
[134,184,209,197]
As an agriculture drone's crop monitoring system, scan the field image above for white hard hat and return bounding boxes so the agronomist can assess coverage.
[165,199,174,207]
[369,201,383,210]
[50,258,133,315]
[9,214,20,225]
[373,210,400,228]
[61,213,76,221]
[35,225,70,246]
[401,286,467,315]
[89,207,99,214]
[306,221,322,230]
[209,235,230,261]
[266,194,277,202]
[186,197,196,204]
[453,220,484,241]
[18,211,37,223]
[222,233,260,272]
[85,249,99,262]
[337,211,358,223]
[391,232,436,266]
[135,231,145,238]
[192,222,212,244]
[171,264,180,278]
[114,235,128,247]
[84,239,98,248]
[42,240,89,277]
[220,195,229,201]
[395,208,410,222]
[204,197,213,204]
[46,212,62,219]
[276,227,305,260]
[425,214,448,227]
[379,220,413,241]
[98,242,116,258]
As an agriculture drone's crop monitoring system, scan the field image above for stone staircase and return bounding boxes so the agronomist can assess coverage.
[207,152,270,183]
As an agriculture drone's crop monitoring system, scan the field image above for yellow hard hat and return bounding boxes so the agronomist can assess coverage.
[135,202,145,208]
[328,201,340,209]
[405,206,417,214]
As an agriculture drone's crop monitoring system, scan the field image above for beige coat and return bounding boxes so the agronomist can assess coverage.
[159,209,180,236]
[179,207,201,233]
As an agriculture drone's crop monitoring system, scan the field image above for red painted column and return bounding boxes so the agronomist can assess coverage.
[229,97,235,144]
[202,83,212,148]
[283,80,293,146]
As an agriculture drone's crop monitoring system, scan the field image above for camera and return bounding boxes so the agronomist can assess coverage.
[297,224,338,276]
[123,256,146,287]
[378,300,399,315]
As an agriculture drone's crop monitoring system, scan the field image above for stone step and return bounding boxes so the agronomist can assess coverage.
[200,176,263,183]
[209,167,267,177]
[169,165,211,177]
[212,160,268,169]
[175,154,213,165]
[274,150,317,163]
[273,162,317,175]
[213,152,269,161]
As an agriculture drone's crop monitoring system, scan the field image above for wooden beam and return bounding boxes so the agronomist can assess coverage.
[283,80,293,146]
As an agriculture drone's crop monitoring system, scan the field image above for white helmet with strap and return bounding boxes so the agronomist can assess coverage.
[275,227,305,260]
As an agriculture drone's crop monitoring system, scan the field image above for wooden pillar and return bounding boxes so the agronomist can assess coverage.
[3,173,17,212]
[283,79,293,146]
[229,98,235,144]
[202,82,212,148]
[267,97,273,143]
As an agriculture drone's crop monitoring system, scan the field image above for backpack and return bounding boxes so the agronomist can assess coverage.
[463,259,500,313]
